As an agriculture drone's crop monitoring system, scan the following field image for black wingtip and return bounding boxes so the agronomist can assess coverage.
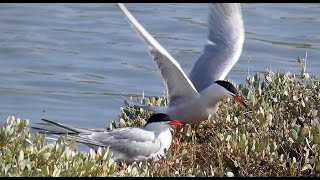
[41,118,51,122]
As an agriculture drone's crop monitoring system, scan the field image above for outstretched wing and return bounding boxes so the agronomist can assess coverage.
[117,3,199,106]
[189,3,244,92]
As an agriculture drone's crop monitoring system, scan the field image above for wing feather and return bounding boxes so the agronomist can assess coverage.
[117,3,199,105]
[189,3,245,92]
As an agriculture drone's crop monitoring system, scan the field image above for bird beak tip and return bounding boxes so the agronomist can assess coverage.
[233,96,247,108]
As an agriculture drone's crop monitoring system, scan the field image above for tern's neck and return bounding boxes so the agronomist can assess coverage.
[199,83,225,106]
[144,123,172,150]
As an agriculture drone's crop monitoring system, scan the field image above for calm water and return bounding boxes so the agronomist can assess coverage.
[0,3,319,128]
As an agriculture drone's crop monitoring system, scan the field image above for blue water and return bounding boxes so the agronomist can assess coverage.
[0,3,319,129]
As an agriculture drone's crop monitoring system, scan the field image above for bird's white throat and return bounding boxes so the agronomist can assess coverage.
[199,83,229,107]
[144,123,172,150]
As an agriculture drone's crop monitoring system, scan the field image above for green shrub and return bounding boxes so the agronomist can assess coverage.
[0,116,117,177]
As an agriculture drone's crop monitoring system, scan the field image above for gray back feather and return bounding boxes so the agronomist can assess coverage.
[80,127,162,162]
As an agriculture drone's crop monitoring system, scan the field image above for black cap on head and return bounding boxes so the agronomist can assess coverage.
[145,113,171,125]
[215,80,239,95]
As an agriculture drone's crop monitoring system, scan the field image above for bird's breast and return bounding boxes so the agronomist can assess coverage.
[157,129,172,151]
[168,100,216,123]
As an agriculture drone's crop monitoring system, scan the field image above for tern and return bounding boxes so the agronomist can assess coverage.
[117,3,246,124]
[32,113,184,163]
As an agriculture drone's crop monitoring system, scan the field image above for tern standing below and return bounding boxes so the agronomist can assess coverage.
[117,3,247,124]
[33,113,184,163]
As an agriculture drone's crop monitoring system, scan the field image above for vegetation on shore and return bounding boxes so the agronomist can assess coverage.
[1,56,319,177]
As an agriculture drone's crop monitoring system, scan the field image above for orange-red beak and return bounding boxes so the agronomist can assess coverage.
[232,95,247,108]
[168,120,184,126]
